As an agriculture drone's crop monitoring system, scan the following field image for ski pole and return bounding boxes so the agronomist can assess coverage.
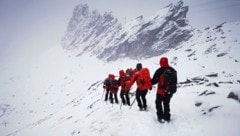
[129,97,136,109]
[120,101,123,110]
[101,89,105,100]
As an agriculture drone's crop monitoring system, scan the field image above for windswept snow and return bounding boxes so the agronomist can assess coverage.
[1,21,240,136]
[1,0,240,135]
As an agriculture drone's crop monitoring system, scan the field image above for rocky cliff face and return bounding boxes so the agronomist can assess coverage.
[62,1,193,61]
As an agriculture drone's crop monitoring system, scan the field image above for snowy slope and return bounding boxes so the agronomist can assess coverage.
[1,20,240,136]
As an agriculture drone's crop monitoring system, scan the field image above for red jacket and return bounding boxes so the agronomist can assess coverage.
[119,76,131,92]
[127,68,152,91]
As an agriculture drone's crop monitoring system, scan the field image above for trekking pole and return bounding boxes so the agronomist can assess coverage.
[120,101,123,110]
[101,89,105,100]
[129,97,136,109]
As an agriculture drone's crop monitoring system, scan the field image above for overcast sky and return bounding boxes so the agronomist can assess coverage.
[79,0,240,28]
[0,0,240,66]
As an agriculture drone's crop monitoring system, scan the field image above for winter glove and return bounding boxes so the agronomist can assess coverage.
[149,86,152,90]
[166,91,173,98]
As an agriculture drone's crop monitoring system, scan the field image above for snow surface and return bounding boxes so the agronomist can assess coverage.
[1,21,240,136]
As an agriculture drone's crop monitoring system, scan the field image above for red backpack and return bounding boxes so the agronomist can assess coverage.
[136,68,152,90]
[120,76,131,91]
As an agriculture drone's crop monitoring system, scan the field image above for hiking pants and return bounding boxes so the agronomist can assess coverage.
[136,89,148,109]
[105,90,110,101]
[120,91,130,105]
[155,94,172,121]
[110,92,118,104]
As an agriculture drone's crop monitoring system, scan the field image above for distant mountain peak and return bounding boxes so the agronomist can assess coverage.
[62,1,192,61]
[74,4,89,17]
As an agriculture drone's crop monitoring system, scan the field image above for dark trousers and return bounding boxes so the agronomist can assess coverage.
[120,91,130,105]
[105,90,110,101]
[110,92,118,104]
[136,89,148,109]
[155,94,172,121]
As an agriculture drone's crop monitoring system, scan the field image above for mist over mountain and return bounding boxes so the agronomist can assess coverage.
[62,1,193,61]
[1,0,240,136]
[2,18,240,136]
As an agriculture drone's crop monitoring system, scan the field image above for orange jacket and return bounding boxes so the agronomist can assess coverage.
[119,76,131,92]
[127,68,152,91]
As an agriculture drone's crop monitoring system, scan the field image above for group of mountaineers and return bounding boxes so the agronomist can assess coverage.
[103,57,177,123]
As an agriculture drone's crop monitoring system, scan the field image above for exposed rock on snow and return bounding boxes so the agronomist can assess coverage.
[199,90,216,96]
[195,102,202,107]
[205,73,218,77]
[227,92,240,103]
[62,1,193,61]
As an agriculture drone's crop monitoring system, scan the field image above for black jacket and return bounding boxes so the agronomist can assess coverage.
[151,66,177,85]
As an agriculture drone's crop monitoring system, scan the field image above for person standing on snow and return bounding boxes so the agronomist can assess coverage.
[108,74,119,104]
[103,74,113,101]
[151,57,177,122]
[128,63,152,111]
[118,70,131,106]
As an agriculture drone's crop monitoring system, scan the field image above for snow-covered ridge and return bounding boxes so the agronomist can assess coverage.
[61,3,122,56]
[62,1,192,61]
[1,1,240,136]
[1,20,240,136]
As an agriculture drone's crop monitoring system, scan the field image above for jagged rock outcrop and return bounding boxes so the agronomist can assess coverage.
[62,1,193,61]
[61,4,122,57]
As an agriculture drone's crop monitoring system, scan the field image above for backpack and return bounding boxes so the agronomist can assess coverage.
[137,68,152,90]
[109,79,119,93]
[126,68,135,77]
[111,79,119,88]
[159,67,177,94]
[104,78,111,89]
[120,76,131,91]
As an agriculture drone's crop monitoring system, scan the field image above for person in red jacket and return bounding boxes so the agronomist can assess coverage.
[103,74,119,103]
[128,63,152,111]
[118,70,131,106]
[151,57,177,122]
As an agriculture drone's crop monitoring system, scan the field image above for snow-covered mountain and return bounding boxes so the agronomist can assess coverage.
[1,20,240,136]
[62,1,192,61]
[1,1,240,136]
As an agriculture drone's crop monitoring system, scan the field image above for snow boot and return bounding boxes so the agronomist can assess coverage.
[158,119,165,123]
